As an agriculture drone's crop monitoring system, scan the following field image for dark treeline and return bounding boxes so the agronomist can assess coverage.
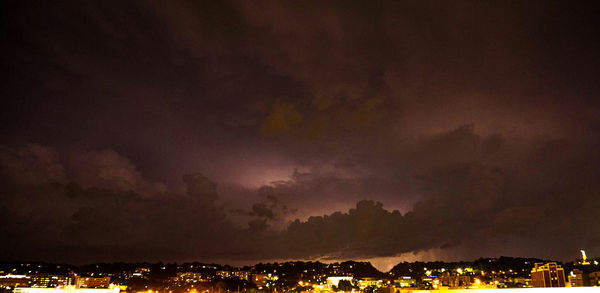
[2,256,588,277]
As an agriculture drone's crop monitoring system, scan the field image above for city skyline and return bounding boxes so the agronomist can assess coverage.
[2,256,600,291]
[2,0,600,268]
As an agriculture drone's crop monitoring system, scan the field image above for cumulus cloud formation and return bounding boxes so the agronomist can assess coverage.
[1,133,600,264]
[0,144,66,185]
[69,149,167,197]
[0,145,237,262]
[1,0,600,264]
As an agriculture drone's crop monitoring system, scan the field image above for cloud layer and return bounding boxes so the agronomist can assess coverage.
[1,0,600,264]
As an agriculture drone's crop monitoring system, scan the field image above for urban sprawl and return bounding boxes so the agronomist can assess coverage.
[1,253,599,293]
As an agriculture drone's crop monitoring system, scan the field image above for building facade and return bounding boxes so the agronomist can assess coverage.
[568,269,587,287]
[177,272,210,284]
[29,274,69,288]
[588,271,600,286]
[0,275,29,288]
[13,286,118,293]
[74,277,110,289]
[233,271,250,281]
[531,262,566,287]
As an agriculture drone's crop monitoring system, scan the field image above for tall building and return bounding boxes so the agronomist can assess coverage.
[531,262,566,287]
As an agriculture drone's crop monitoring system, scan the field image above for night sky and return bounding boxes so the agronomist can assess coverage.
[1,1,600,270]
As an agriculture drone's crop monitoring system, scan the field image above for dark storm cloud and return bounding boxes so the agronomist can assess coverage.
[3,121,600,263]
[1,0,600,264]
[0,145,236,262]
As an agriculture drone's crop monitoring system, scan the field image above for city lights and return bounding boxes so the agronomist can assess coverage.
[2,254,600,293]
